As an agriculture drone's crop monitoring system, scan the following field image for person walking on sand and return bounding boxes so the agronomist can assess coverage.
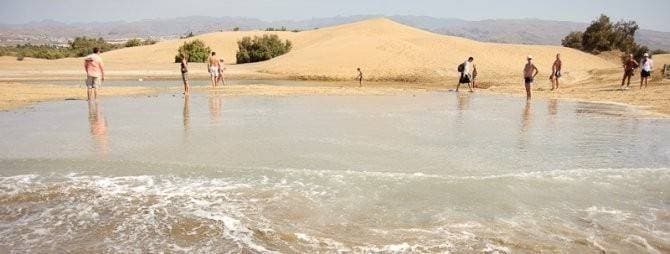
[217,59,226,86]
[456,57,475,92]
[621,53,638,90]
[550,54,562,91]
[523,55,539,100]
[207,52,220,87]
[640,53,654,89]
[84,47,105,101]
[179,53,190,94]
[357,68,363,86]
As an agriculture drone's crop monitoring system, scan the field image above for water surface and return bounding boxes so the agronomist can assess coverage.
[1,90,669,253]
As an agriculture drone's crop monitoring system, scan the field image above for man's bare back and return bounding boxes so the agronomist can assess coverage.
[208,56,220,67]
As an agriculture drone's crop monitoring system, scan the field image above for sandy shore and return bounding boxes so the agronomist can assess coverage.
[0,82,158,111]
[1,18,668,115]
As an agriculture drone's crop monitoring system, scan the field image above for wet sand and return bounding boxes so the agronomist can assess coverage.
[0,82,158,111]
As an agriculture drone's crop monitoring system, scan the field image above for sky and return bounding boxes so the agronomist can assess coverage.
[1,0,669,31]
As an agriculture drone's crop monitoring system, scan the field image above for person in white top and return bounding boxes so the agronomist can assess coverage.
[457,57,475,92]
[640,53,653,89]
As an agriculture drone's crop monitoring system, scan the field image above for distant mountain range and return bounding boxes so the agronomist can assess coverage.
[1,15,669,51]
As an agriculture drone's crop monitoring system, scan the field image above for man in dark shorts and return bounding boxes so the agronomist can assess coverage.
[179,53,190,94]
[640,53,653,89]
[523,55,538,100]
[621,54,638,90]
[550,53,562,91]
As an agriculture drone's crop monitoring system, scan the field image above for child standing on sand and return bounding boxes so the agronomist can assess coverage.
[357,68,363,86]
[218,59,226,86]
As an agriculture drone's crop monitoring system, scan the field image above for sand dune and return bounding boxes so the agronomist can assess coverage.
[257,18,616,81]
[0,18,617,82]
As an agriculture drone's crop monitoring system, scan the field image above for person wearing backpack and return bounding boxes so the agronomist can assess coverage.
[456,57,475,92]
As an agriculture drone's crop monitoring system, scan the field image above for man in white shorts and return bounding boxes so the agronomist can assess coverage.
[84,47,105,101]
[207,52,220,87]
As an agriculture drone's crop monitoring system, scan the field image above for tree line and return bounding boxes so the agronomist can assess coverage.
[0,37,157,60]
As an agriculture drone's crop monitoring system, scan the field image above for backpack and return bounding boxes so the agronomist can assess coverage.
[457,63,465,73]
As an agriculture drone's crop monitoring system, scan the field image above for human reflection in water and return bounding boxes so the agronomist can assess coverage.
[521,101,532,133]
[456,93,471,111]
[208,92,223,123]
[183,95,191,132]
[87,101,109,157]
[518,101,533,149]
[548,99,558,116]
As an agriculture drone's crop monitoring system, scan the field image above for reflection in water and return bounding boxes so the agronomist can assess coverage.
[183,95,191,132]
[457,94,471,111]
[548,99,558,116]
[208,93,223,123]
[87,101,109,157]
[518,101,533,149]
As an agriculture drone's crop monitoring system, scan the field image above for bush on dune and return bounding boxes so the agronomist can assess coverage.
[174,39,212,63]
[236,34,292,64]
[562,14,660,60]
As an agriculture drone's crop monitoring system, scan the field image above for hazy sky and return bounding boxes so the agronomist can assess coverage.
[1,0,669,31]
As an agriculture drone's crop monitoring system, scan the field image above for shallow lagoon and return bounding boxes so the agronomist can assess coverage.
[1,89,669,253]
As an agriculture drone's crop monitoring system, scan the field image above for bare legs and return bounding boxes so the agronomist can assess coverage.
[621,73,632,89]
[550,76,559,91]
[211,75,217,88]
[640,75,649,89]
[525,83,531,100]
[87,87,97,101]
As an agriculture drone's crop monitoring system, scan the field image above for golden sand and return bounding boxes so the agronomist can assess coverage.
[0,18,668,115]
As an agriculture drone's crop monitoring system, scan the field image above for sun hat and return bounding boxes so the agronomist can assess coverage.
[527,55,533,60]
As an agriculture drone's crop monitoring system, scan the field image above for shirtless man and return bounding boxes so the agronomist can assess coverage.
[550,54,562,91]
[207,52,220,87]
[523,55,539,100]
[621,54,638,90]
[84,47,105,101]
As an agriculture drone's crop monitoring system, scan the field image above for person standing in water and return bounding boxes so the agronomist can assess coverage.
[621,53,638,90]
[550,54,562,91]
[180,53,190,94]
[640,53,653,89]
[84,47,105,101]
[207,52,220,87]
[357,68,363,86]
[218,59,226,86]
[523,55,539,100]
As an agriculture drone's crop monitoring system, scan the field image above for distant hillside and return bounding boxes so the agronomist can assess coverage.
[1,15,669,51]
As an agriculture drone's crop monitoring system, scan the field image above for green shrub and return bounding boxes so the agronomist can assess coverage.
[143,39,157,45]
[69,36,120,56]
[124,38,143,47]
[562,14,657,60]
[236,34,292,64]
[175,39,211,63]
[561,31,583,49]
